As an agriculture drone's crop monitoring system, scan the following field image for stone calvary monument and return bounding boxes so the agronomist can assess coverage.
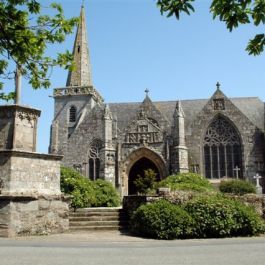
[0,68,69,237]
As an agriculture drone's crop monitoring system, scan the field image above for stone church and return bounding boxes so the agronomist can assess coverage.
[49,6,265,197]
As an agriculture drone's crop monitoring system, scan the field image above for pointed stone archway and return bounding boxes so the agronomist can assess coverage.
[120,147,168,196]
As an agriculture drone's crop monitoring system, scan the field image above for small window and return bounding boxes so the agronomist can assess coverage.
[87,139,102,180]
[77,45,80,53]
[69,106,77,122]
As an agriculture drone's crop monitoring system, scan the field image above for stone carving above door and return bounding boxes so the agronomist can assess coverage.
[124,111,163,144]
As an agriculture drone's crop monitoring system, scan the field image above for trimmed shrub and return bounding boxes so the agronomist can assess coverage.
[219,179,256,195]
[60,167,120,208]
[130,199,194,239]
[157,173,214,192]
[184,194,265,238]
[92,179,120,207]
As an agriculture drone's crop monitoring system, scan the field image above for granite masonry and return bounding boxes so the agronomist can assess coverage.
[49,6,265,198]
[0,105,69,237]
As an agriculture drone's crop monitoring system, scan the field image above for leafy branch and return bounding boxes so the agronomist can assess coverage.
[157,0,265,55]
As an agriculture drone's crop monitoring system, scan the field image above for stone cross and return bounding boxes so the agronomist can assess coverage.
[216,82,220,90]
[145,88,149,96]
[15,64,22,105]
[253,174,262,188]
[233,166,240,179]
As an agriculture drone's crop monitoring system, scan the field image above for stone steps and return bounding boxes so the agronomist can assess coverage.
[69,208,129,231]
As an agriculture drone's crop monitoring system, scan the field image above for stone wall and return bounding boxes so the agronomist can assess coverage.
[0,195,69,237]
[186,90,265,179]
[123,192,265,219]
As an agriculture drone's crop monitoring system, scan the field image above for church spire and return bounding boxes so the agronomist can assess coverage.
[66,5,92,87]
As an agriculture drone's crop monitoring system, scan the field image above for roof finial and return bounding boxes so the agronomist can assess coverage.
[145,88,149,96]
[216,82,221,90]
[81,0,85,7]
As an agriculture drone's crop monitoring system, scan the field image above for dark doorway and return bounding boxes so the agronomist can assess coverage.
[128,157,160,195]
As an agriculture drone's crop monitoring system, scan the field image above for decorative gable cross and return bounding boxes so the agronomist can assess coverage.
[145,88,149,96]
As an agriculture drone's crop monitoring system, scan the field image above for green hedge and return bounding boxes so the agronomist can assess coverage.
[219,179,256,195]
[184,194,265,238]
[130,195,265,239]
[157,173,214,192]
[130,200,194,239]
[60,167,120,208]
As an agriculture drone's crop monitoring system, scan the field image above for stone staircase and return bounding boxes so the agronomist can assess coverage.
[69,207,129,231]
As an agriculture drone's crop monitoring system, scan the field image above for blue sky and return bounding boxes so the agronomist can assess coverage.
[2,0,265,153]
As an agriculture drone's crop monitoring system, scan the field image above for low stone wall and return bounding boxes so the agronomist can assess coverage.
[0,194,70,237]
[123,192,265,219]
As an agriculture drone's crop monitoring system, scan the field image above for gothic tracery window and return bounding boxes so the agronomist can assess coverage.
[88,139,102,180]
[204,116,242,179]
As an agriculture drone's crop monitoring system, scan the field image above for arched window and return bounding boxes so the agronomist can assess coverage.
[69,106,77,122]
[204,116,242,179]
[88,139,102,180]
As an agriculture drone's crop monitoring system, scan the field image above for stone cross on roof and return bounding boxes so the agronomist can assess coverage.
[145,88,149,96]
[216,82,221,90]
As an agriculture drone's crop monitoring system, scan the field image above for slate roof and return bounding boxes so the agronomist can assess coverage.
[109,97,264,133]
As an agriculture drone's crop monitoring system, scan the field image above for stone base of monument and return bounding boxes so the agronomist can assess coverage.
[0,150,69,237]
[0,105,69,237]
[0,194,70,237]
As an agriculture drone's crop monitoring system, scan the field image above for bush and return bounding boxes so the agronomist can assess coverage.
[184,194,265,238]
[130,199,194,239]
[92,179,120,207]
[60,167,120,208]
[219,179,256,195]
[134,169,157,195]
[157,173,214,192]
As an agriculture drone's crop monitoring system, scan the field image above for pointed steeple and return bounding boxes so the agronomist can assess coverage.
[66,5,92,87]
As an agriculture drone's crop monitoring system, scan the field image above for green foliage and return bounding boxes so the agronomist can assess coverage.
[130,199,194,239]
[93,179,120,207]
[157,173,214,192]
[0,0,78,100]
[156,0,265,55]
[60,167,120,208]
[184,194,265,238]
[134,169,157,195]
[219,179,256,195]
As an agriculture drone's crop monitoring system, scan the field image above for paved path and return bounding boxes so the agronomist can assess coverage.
[0,231,264,265]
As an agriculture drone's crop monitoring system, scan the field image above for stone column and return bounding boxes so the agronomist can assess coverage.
[102,104,116,186]
[171,101,189,173]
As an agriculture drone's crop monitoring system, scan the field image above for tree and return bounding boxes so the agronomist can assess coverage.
[0,0,78,100]
[134,169,157,195]
[157,0,265,55]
